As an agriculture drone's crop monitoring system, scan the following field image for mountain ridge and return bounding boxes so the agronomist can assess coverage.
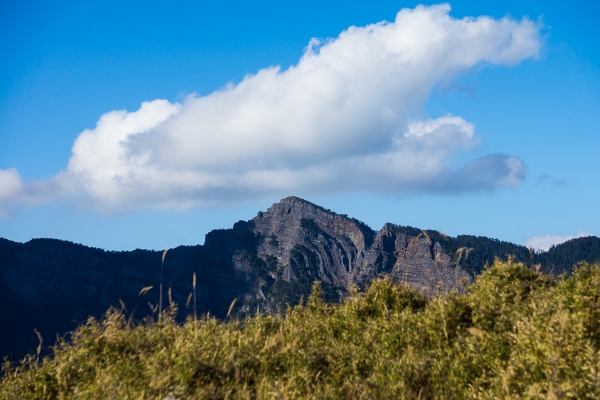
[2,196,599,360]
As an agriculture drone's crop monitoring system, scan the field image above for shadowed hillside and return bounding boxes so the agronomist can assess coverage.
[1,196,599,360]
[3,261,600,398]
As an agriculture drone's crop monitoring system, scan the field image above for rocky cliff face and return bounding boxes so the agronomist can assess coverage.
[2,196,599,360]
[240,197,470,314]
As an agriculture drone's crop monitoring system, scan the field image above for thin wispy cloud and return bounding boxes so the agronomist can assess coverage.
[536,174,575,187]
[0,4,542,215]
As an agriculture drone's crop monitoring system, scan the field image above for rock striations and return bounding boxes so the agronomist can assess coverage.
[244,197,470,314]
[1,196,599,360]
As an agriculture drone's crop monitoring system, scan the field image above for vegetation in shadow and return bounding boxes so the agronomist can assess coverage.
[3,260,600,399]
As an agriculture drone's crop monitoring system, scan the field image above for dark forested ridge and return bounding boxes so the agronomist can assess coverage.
[0,237,245,361]
[6,261,600,398]
[1,196,599,361]
[537,236,600,274]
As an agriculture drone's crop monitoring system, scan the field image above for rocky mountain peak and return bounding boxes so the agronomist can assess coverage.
[3,196,598,360]
[238,197,471,313]
[252,196,369,254]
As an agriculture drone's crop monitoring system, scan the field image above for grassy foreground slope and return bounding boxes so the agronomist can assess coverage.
[2,261,600,399]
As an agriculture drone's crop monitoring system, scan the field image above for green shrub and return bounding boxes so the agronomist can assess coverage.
[2,260,600,399]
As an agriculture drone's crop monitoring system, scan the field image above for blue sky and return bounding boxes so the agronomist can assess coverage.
[0,0,598,251]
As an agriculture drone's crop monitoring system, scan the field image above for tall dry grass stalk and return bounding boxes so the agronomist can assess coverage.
[4,261,600,399]
[159,248,169,321]
[416,230,431,244]
[193,272,197,320]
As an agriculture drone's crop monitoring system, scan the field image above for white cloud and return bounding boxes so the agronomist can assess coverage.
[0,168,23,217]
[1,4,542,214]
[0,167,65,217]
[524,231,594,252]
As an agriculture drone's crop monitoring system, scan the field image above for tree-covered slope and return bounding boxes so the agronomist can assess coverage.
[1,197,599,362]
[3,261,600,399]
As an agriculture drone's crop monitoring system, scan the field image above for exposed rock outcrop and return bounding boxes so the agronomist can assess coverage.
[1,196,599,360]
[243,197,470,314]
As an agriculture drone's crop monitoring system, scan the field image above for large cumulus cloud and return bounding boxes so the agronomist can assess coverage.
[0,4,541,215]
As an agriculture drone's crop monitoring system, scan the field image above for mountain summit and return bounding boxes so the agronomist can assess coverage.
[238,196,470,311]
[1,196,599,360]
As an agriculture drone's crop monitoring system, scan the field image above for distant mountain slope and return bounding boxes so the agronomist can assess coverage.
[537,236,600,274]
[1,196,599,360]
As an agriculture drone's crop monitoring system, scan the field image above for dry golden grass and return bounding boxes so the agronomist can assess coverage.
[2,260,600,399]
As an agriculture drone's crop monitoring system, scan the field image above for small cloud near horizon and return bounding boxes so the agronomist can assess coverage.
[524,231,594,252]
[0,4,542,216]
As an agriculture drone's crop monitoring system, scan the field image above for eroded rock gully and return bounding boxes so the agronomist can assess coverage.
[237,197,470,314]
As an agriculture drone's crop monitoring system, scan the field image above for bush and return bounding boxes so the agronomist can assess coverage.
[2,260,600,399]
